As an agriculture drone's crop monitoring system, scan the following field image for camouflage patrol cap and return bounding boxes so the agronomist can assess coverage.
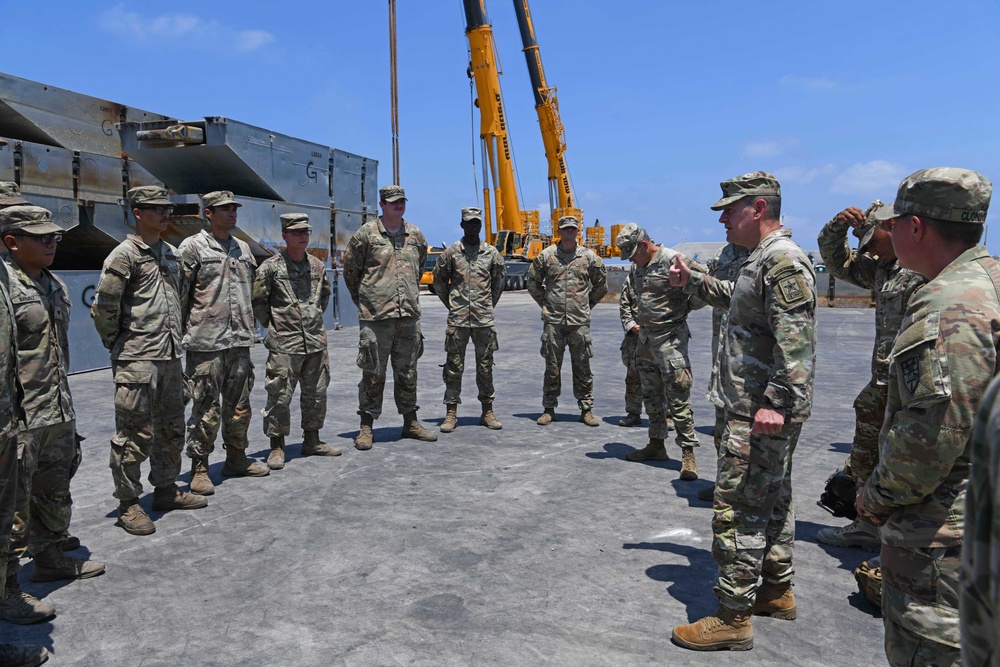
[379,185,406,202]
[557,215,580,229]
[854,200,891,251]
[461,207,483,224]
[615,222,650,260]
[127,186,172,207]
[0,182,30,207]
[0,205,63,236]
[280,213,311,232]
[710,171,781,211]
[874,167,991,224]
[202,191,242,208]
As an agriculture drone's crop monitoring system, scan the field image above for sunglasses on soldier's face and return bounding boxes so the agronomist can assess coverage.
[286,230,311,237]
[139,205,175,215]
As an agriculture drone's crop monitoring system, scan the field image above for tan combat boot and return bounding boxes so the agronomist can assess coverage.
[580,410,600,427]
[672,605,754,651]
[750,582,797,620]
[697,484,716,501]
[536,408,556,425]
[0,573,55,625]
[190,456,215,496]
[221,446,270,477]
[30,545,106,583]
[618,412,641,427]
[479,402,502,430]
[302,430,342,457]
[626,438,669,462]
[680,447,698,480]
[402,411,438,442]
[267,436,286,470]
[151,483,208,512]
[355,413,374,450]
[440,404,458,433]
[0,643,48,666]
[117,500,155,536]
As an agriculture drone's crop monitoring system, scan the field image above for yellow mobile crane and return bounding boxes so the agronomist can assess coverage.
[463,0,546,261]
[511,0,620,257]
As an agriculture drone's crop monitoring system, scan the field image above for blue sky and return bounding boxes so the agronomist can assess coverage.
[5,0,1000,255]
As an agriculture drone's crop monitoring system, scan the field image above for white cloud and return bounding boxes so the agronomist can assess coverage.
[100,4,274,54]
[780,75,841,91]
[830,160,908,196]
[773,163,838,185]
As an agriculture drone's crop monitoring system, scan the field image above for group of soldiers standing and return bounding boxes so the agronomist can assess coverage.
[0,162,997,665]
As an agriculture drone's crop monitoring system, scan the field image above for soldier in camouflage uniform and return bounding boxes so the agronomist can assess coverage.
[179,191,268,494]
[343,185,437,449]
[961,372,1000,667]
[0,248,49,667]
[0,207,104,627]
[618,271,648,428]
[697,242,750,502]
[615,223,706,479]
[252,213,341,470]
[816,201,927,551]
[431,207,506,432]
[856,168,999,667]
[527,216,608,426]
[91,186,207,536]
[670,172,817,651]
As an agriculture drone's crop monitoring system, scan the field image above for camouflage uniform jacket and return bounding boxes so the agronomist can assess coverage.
[5,257,74,429]
[707,243,750,407]
[178,230,257,351]
[619,268,639,333]
[91,235,183,361]
[861,246,1000,547]
[684,228,817,421]
[632,245,707,342]
[431,240,505,328]
[252,252,331,355]
[526,244,608,326]
[961,372,1000,666]
[817,216,927,383]
[342,218,427,322]
[0,262,25,440]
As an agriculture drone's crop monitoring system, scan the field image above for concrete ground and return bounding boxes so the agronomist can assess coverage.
[1,292,885,666]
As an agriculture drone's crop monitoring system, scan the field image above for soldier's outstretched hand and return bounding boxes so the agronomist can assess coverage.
[835,206,867,230]
[669,255,690,287]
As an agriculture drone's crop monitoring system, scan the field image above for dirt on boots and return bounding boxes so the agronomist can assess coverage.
[402,411,438,442]
[301,430,342,457]
[680,447,699,480]
[536,408,556,425]
[151,484,208,512]
[355,413,374,450]
[479,403,502,430]
[580,410,600,427]
[749,582,797,620]
[116,500,155,536]
[221,447,270,477]
[267,436,286,470]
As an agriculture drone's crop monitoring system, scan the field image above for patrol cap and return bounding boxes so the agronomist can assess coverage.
[854,200,890,251]
[127,186,172,207]
[877,167,991,224]
[0,182,30,207]
[710,171,781,211]
[461,207,483,224]
[557,215,580,230]
[280,213,311,232]
[202,191,242,208]
[379,185,406,202]
[615,222,650,260]
[0,205,63,236]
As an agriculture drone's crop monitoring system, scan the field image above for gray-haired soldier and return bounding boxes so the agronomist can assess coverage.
[432,207,506,432]
[527,216,608,426]
[91,187,207,536]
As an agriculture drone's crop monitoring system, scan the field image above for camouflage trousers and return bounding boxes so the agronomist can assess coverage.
[9,420,78,571]
[185,348,254,458]
[0,430,16,594]
[540,323,594,411]
[356,317,423,419]
[635,332,698,446]
[443,326,498,405]
[847,380,887,485]
[261,350,329,437]
[712,414,801,610]
[110,359,185,502]
[620,332,644,415]
[714,405,725,450]
[881,544,961,667]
